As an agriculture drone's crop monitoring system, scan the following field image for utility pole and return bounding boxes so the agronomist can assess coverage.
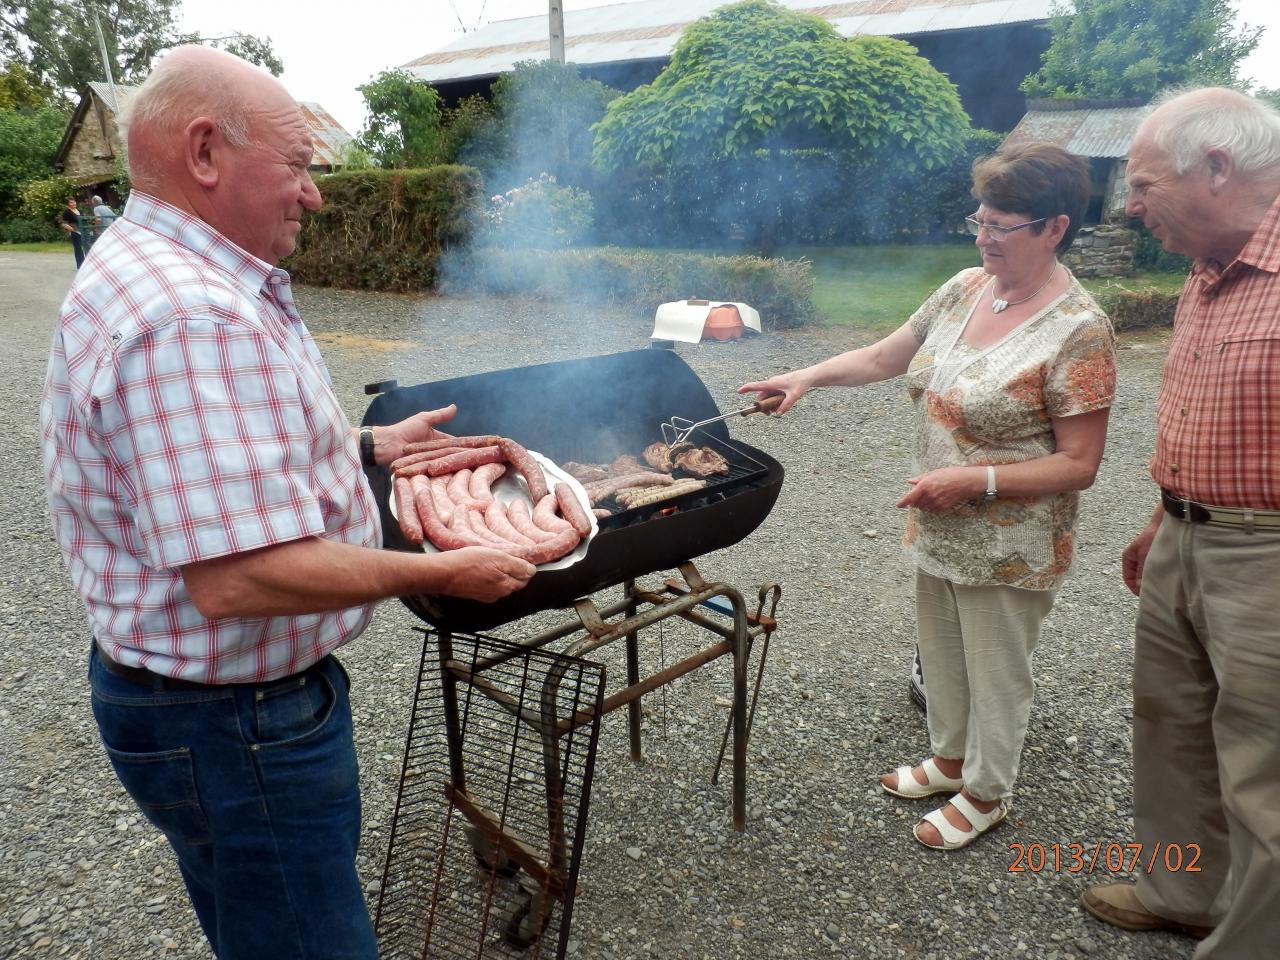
[92,9,117,108]
[549,0,565,63]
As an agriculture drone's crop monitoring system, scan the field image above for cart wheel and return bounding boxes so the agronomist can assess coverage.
[467,827,519,878]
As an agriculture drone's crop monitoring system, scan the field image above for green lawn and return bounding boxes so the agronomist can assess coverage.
[1,241,68,253]
[778,244,979,330]
[781,244,1189,331]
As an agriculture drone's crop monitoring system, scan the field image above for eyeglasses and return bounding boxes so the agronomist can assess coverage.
[964,215,1048,241]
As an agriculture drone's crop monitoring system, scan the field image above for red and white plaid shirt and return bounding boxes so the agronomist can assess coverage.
[41,193,380,683]
[1152,192,1280,509]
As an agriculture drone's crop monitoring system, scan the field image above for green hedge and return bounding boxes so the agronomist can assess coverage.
[442,246,817,329]
[286,166,483,292]
[0,217,62,243]
[1096,289,1179,330]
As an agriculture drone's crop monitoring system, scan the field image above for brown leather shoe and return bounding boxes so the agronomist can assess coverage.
[1080,883,1214,941]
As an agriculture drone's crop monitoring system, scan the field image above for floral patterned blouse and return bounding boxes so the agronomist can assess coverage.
[902,267,1116,590]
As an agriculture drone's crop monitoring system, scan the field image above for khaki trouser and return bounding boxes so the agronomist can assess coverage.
[915,569,1056,801]
[1132,517,1280,960]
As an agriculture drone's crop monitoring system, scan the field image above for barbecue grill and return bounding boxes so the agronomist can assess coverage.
[363,347,785,957]
[362,348,785,632]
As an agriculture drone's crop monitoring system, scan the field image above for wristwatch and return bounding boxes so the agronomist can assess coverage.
[359,426,377,467]
[982,465,998,502]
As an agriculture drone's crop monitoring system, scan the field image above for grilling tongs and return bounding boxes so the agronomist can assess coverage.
[661,392,784,445]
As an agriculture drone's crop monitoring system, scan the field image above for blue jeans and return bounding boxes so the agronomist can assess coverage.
[88,648,378,960]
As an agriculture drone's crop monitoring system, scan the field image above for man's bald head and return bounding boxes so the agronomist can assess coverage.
[121,46,293,191]
[119,45,321,266]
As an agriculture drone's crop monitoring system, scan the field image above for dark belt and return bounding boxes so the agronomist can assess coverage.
[95,644,222,691]
[1160,489,1280,528]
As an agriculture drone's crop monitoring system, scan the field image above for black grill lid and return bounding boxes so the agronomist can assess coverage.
[361,348,729,458]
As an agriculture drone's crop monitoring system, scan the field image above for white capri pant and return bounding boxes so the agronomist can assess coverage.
[915,568,1056,801]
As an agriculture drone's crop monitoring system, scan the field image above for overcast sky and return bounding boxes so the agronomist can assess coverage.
[175,0,1280,137]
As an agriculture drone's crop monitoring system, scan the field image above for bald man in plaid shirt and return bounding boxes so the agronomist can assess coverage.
[1080,88,1280,960]
[39,47,533,960]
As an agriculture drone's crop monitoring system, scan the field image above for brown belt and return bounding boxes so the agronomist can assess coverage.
[1160,489,1280,528]
[95,644,223,691]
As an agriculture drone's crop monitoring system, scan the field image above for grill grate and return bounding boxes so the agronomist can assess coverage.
[594,430,769,530]
[375,630,605,959]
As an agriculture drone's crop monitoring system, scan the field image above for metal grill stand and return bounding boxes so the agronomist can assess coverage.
[376,561,781,958]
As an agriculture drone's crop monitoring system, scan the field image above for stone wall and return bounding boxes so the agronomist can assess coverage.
[1062,224,1135,278]
[61,95,121,184]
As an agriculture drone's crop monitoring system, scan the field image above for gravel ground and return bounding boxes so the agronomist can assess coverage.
[0,250,1195,960]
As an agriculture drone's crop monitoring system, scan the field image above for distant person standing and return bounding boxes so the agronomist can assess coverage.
[58,197,84,268]
[91,195,117,228]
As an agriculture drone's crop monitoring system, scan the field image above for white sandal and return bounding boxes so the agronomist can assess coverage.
[913,793,1008,850]
[879,757,965,799]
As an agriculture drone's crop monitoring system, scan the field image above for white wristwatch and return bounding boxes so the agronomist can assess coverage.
[983,465,998,502]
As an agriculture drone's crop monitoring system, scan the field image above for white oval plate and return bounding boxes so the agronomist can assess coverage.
[389,450,598,571]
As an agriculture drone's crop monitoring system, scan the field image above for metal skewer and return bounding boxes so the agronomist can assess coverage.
[661,393,784,445]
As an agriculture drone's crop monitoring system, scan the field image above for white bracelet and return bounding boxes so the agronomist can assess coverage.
[984,465,997,501]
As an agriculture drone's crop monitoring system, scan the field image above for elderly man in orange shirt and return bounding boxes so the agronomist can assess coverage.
[1081,87,1280,960]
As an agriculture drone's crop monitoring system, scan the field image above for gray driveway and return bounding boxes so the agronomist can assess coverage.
[1,250,1191,960]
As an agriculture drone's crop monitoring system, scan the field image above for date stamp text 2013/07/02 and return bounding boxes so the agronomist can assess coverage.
[1008,842,1202,874]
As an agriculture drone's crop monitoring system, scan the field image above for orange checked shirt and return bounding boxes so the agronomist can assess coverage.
[1152,193,1280,509]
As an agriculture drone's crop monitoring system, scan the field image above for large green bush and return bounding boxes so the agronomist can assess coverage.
[19,173,77,225]
[0,216,61,242]
[286,166,483,292]
[0,104,68,219]
[442,246,816,329]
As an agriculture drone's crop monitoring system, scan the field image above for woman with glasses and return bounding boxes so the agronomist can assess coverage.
[740,142,1116,850]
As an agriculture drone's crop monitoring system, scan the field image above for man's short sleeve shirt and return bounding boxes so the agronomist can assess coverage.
[40,193,381,683]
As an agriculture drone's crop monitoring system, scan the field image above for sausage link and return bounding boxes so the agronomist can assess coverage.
[469,462,508,501]
[394,477,424,545]
[462,505,519,549]
[401,435,502,455]
[554,483,593,538]
[425,445,504,477]
[429,475,455,527]
[499,438,550,503]
[508,498,557,543]
[484,499,536,546]
[446,469,473,504]
[511,526,581,565]
[411,475,482,550]
[390,446,466,476]
[532,493,573,534]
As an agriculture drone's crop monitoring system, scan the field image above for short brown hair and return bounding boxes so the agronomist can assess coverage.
[970,143,1091,253]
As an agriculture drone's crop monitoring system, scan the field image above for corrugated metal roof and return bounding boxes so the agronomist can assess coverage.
[1003,102,1153,158]
[298,102,354,168]
[88,80,134,113]
[405,0,1057,84]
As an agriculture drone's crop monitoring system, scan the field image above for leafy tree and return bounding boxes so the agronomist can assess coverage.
[437,93,494,167]
[592,0,971,253]
[0,58,57,108]
[1021,0,1260,100]
[356,69,443,168]
[1257,88,1280,111]
[594,1,969,172]
[0,100,65,217]
[463,59,618,192]
[0,1,282,96]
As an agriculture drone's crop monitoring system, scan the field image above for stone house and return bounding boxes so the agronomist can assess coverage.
[1001,99,1155,277]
